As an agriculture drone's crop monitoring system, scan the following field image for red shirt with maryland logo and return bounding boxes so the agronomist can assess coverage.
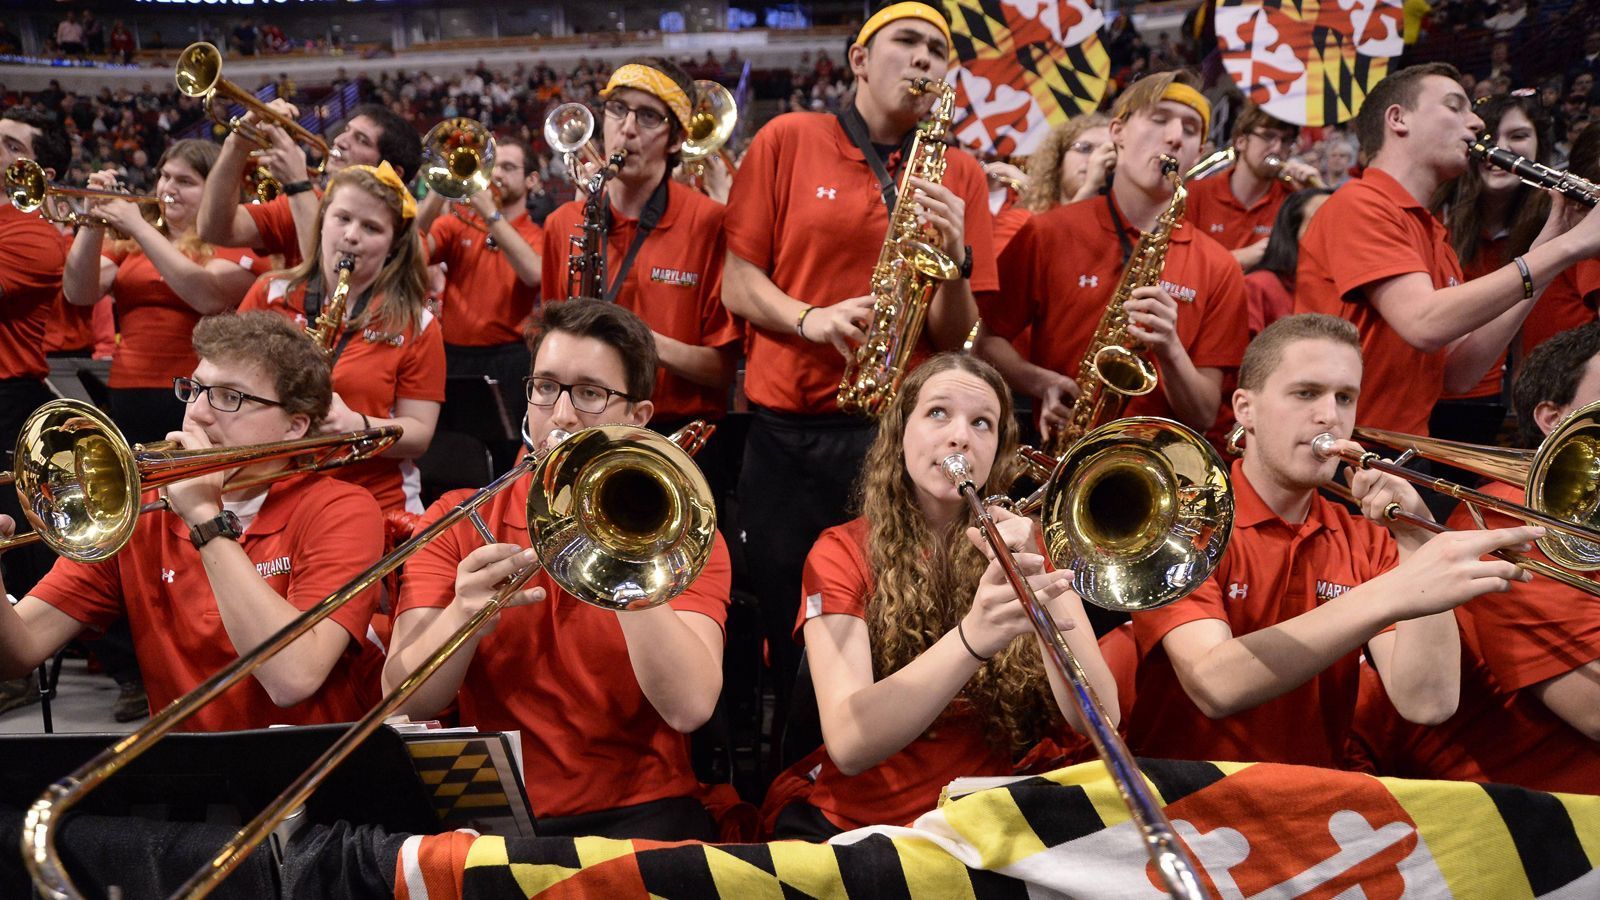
[1184,169,1294,251]
[239,276,446,513]
[980,191,1248,428]
[1295,169,1467,436]
[396,474,732,818]
[29,474,383,732]
[724,111,999,415]
[1128,460,1399,767]
[428,210,543,347]
[0,204,68,381]
[102,243,260,389]
[541,181,741,421]
[244,194,306,268]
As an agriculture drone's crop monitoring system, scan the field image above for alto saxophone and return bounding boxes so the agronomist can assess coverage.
[1041,155,1185,458]
[837,77,961,416]
[307,255,356,356]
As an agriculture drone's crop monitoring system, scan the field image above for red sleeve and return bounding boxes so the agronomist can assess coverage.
[396,489,477,616]
[1185,243,1249,370]
[427,214,464,267]
[1320,191,1432,302]
[795,522,871,642]
[979,216,1042,341]
[723,121,780,270]
[244,196,300,257]
[237,275,271,312]
[1578,258,1600,310]
[665,533,732,636]
[1129,567,1227,654]
[539,201,581,302]
[0,222,65,304]
[282,481,385,641]
[397,315,447,403]
[30,554,127,632]
[210,244,268,285]
[697,212,741,349]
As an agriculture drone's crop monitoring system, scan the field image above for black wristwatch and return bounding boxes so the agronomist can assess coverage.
[281,180,315,196]
[958,244,973,279]
[190,510,243,549]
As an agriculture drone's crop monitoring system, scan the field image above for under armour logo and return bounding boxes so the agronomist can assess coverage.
[816,186,837,200]
[1227,582,1248,600]
[1210,223,1225,233]
[1078,275,1099,288]
[160,569,175,584]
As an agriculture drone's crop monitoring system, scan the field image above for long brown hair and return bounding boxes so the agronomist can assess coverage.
[115,138,219,261]
[281,167,428,336]
[1020,113,1108,213]
[858,353,1056,753]
[1437,94,1551,268]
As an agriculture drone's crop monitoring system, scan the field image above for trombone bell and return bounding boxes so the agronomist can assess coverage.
[13,401,141,562]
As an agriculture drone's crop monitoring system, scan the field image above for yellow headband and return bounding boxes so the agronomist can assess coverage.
[1161,82,1212,136]
[603,64,693,128]
[345,160,416,220]
[856,2,952,53]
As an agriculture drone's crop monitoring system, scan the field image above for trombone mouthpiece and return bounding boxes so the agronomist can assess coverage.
[1310,433,1339,460]
[545,428,572,450]
[941,454,973,485]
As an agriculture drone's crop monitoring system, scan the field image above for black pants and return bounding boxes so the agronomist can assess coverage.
[0,379,56,597]
[735,408,875,735]
[533,795,717,841]
[771,799,844,842]
[445,341,532,472]
[108,386,186,447]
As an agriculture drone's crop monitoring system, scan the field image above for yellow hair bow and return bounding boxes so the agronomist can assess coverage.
[345,160,417,220]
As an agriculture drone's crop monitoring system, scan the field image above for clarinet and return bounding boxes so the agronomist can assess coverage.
[566,149,629,299]
[1470,139,1600,207]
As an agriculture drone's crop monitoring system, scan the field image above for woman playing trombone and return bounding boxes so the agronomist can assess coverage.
[771,353,1116,839]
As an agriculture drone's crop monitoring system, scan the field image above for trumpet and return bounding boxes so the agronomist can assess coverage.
[22,422,715,899]
[681,79,739,189]
[306,256,356,356]
[5,158,169,237]
[175,41,336,197]
[0,399,400,562]
[1470,139,1600,207]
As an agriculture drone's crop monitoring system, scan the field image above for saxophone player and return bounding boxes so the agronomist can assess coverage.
[973,70,1247,442]
[722,0,999,718]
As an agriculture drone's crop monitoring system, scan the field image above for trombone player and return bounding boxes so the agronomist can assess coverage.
[0,312,386,731]
[384,300,733,841]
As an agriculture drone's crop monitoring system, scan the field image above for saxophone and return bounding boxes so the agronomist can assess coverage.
[1041,155,1185,457]
[307,255,356,356]
[836,77,961,416]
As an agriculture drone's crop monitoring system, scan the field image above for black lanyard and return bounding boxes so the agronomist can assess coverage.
[601,176,670,302]
[837,105,912,210]
[1104,188,1137,267]
[303,273,375,364]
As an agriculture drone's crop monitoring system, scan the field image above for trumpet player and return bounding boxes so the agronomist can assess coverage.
[1184,103,1322,269]
[1127,313,1545,767]
[385,300,733,841]
[0,313,385,732]
[974,70,1247,441]
[722,0,998,711]
[63,139,261,446]
[198,101,421,268]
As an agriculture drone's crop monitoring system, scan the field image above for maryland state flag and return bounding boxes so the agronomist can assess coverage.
[1216,0,1405,127]
[942,0,1112,157]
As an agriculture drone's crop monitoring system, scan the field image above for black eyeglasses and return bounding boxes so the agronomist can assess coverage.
[603,99,669,131]
[174,377,284,413]
[524,376,634,414]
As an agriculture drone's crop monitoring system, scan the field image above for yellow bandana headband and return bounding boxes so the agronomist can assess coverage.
[1161,82,1212,136]
[603,64,693,128]
[344,160,416,220]
[856,2,952,52]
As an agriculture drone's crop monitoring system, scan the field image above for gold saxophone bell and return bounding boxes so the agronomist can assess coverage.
[175,42,334,175]
[5,158,166,238]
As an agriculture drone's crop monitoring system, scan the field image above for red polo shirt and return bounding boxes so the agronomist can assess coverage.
[239,277,446,513]
[29,474,383,732]
[244,194,306,268]
[397,475,732,819]
[541,181,742,421]
[1520,259,1600,362]
[1295,169,1466,435]
[1184,169,1294,251]
[979,192,1248,427]
[40,228,90,354]
[1128,460,1399,767]
[724,111,999,414]
[428,211,543,347]
[0,204,68,381]
[103,244,260,389]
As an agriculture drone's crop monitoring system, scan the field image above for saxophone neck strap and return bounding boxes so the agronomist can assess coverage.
[838,105,913,210]
[1104,188,1136,267]
[600,174,670,302]
[303,272,374,363]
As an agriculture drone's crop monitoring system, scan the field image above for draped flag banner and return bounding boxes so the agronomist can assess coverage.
[1216,0,1405,127]
[942,0,1112,157]
[394,759,1600,899]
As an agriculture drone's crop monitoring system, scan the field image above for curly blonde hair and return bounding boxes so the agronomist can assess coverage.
[859,353,1058,754]
[1019,113,1109,213]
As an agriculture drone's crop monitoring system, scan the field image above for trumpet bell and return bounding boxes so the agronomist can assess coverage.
[5,158,46,212]
[545,102,596,156]
[422,117,495,201]
[682,80,737,164]
[175,41,223,99]
[528,426,717,611]
[1042,417,1233,611]
[13,401,140,562]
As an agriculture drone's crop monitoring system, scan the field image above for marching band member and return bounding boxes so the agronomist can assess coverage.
[1349,322,1600,793]
[1515,122,1600,363]
[1242,188,1331,337]
[198,102,421,268]
[1016,113,1114,213]
[775,353,1111,838]
[1295,63,1600,437]
[1184,103,1321,269]
[723,0,999,708]
[974,70,1248,441]
[63,139,262,446]
[0,312,384,731]
[239,163,443,515]
[541,58,741,436]
[418,135,545,419]
[1127,313,1543,767]
[386,300,733,841]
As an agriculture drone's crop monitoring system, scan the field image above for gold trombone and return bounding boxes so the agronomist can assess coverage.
[23,421,715,900]
[0,399,400,561]
[5,158,169,238]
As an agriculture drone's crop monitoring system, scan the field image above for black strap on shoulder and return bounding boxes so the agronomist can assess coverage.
[301,272,374,364]
[1104,187,1137,267]
[601,175,670,302]
[837,105,900,209]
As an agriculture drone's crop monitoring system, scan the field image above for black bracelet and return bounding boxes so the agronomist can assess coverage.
[282,180,315,196]
[1513,255,1534,300]
[957,620,992,663]
[360,413,371,431]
